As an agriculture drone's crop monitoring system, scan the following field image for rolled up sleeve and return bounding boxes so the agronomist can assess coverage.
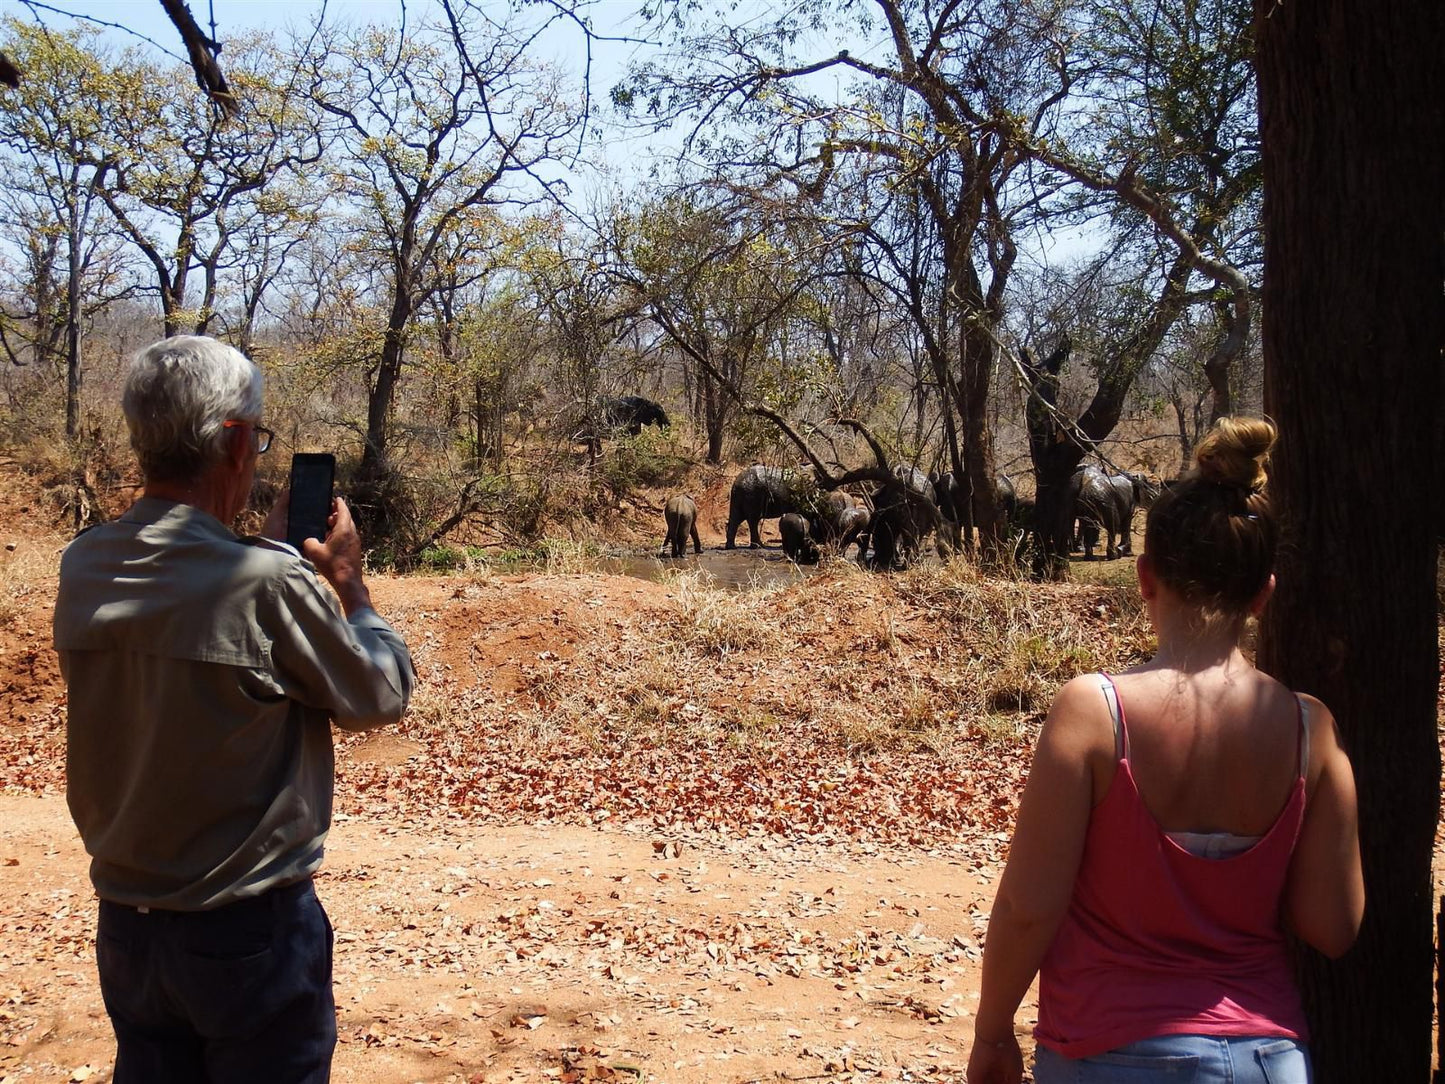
[268,564,416,731]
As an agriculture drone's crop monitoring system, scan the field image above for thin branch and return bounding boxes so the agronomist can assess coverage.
[17,0,188,63]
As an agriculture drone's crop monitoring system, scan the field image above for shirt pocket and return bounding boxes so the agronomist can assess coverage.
[235,665,286,703]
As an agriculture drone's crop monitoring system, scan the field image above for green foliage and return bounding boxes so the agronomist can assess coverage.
[0,1,1263,562]
[416,544,474,572]
[596,425,690,496]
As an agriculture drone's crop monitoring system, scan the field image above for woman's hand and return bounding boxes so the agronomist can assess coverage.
[966,1034,1023,1084]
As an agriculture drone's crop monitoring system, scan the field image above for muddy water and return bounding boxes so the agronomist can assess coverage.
[597,545,829,589]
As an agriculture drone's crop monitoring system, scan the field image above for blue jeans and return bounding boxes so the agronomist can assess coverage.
[1033,1034,1312,1084]
[95,879,335,1084]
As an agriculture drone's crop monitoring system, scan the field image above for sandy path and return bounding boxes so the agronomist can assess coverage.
[0,794,1036,1084]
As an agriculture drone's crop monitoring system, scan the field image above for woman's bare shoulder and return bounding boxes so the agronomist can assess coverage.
[1041,673,1118,757]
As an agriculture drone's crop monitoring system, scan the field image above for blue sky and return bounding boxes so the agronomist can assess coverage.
[0,1,1096,261]
[0,1,640,59]
[0,0,676,192]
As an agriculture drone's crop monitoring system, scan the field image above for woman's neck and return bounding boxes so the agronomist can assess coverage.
[1147,605,1249,674]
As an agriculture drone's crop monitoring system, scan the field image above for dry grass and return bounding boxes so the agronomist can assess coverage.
[664,568,785,659]
[0,538,63,629]
[486,559,1158,767]
[539,539,606,576]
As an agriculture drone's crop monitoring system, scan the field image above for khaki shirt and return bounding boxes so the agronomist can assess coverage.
[54,498,415,910]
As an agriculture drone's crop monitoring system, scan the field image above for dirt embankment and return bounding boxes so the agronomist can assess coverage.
[4,462,1437,1083]
[1,555,1056,1084]
[0,448,1136,1084]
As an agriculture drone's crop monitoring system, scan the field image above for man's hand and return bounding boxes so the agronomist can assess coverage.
[302,497,373,616]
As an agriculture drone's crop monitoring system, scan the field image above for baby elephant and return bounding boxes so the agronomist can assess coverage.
[778,513,820,565]
[835,506,871,557]
[662,494,702,557]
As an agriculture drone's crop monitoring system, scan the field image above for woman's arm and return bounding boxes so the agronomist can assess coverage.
[966,675,1113,1083]
[1284,695,1364,959]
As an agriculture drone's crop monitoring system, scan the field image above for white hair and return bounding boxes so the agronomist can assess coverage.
[122,335,264,483]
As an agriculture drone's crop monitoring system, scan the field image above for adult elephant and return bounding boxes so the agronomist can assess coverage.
[995,473,1019,524]
[929,470,1019,553]
[725,465,807,548]
[1069,466,1159,560]
[929,470,965,553]
[574,395,671,454]
[601,395,670,434]
[868,465,939,570]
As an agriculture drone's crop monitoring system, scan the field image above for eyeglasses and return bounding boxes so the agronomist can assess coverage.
[223,420,274,454]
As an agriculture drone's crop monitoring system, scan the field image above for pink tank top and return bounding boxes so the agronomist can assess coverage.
[1033,677,1309,1058]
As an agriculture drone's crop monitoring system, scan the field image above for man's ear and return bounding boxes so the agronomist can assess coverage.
[223,423,251,472]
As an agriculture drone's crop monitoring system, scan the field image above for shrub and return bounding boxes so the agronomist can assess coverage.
[597,426,690,495]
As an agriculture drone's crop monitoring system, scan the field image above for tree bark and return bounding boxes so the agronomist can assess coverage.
[64,208,82,442]
[356,276,415,537]
[1253,3,1443,1080]
[959,323,1000,555]
[700,368,727,465]
[1021,339,1083,579]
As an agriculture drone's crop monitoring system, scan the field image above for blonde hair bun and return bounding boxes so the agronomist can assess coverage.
[1194,416,1276,491]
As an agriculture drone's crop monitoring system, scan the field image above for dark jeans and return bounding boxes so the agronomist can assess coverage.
[95,879,335,1084]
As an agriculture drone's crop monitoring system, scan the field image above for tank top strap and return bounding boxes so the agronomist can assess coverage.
[1295,693,1310,780]
[1099,673,1128,761]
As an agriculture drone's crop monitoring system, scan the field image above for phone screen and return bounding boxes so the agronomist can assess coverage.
[286,453,336,551]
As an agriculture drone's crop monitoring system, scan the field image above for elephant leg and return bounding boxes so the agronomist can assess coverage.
[689,524,702,555]
[725,518,739,549]
[748,517,762,548]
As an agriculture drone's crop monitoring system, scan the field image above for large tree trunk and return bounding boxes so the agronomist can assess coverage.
[700,369,727,465]
[357,283,414,540]
[1021,340,1084,580]
[64,218,82,442]
[1253,3,1443,1080]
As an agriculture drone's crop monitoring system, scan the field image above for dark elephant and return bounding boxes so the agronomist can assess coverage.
[995,473,1019,524]
[778,513,820,564]
[929,470,965,553]
[725,465,807,548]
[1011,495,1037,562]
[574,395,671,453]
[809,490,854,539]
[867,465,939,570]
[661,494,701,558]
[1069,466,1159,560]
[928,470,1019,552]
[807,490,868,554]
[602,395,670,433]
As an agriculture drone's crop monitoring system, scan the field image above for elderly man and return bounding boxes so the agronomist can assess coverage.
[53,335,415,1083]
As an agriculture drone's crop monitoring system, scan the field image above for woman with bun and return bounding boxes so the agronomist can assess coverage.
[966,417,1363,1084]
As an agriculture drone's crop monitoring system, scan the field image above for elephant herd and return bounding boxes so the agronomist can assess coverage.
[661,461,1161,569]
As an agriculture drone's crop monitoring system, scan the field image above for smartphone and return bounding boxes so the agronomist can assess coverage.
[286,453,336,552]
